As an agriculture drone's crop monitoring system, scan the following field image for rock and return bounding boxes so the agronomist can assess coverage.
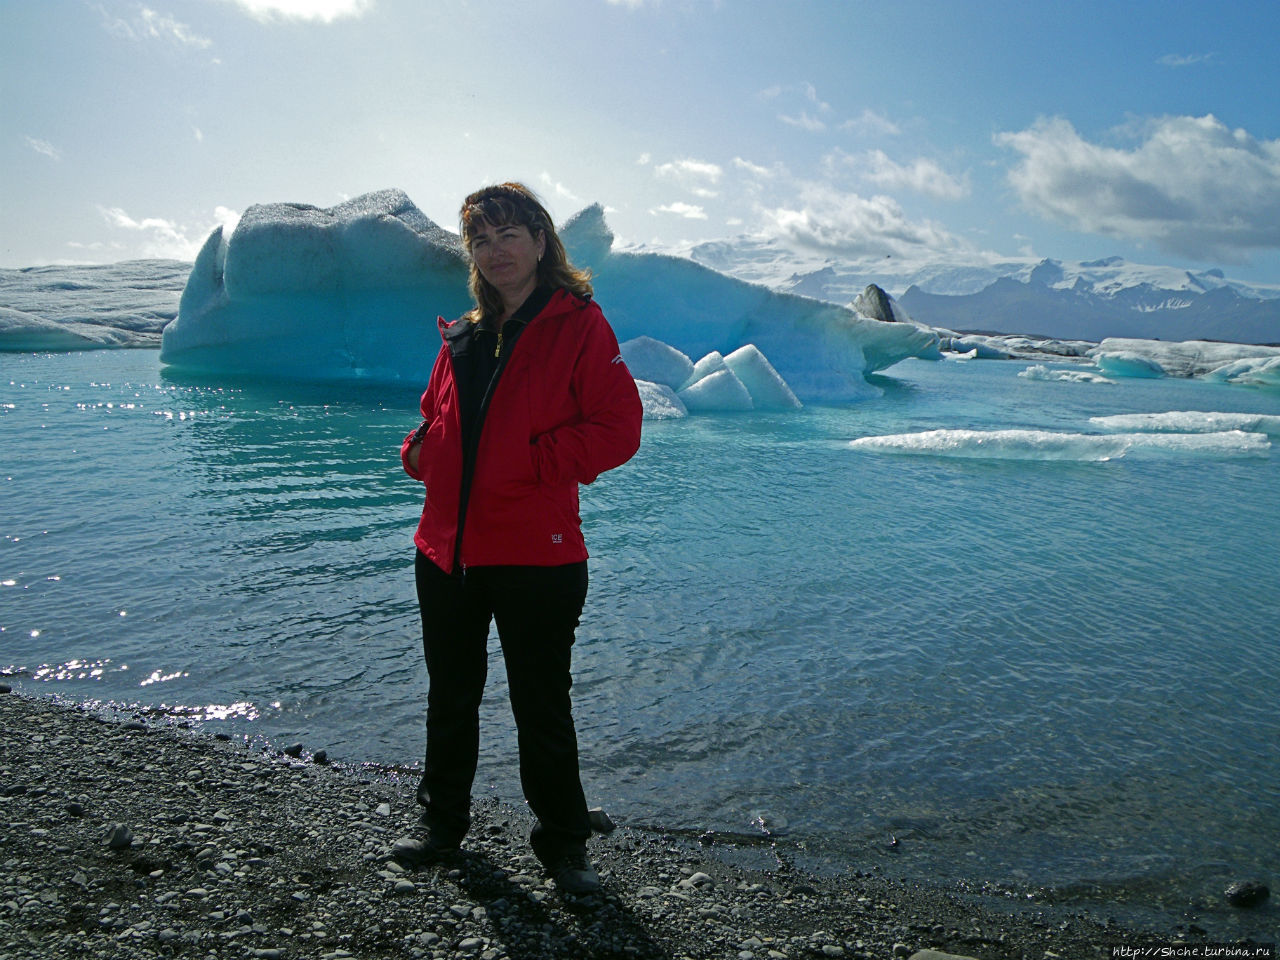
[0,683,11,694]
[587,807,616,834]
[1224,880,1270,908]
[312,749,329,765]
[908,952,981,960]
[104,823,134,850]
[282,743,304,758]
[853,284,900,323]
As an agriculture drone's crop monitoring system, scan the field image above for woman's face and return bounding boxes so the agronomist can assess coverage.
[469,219,545,307]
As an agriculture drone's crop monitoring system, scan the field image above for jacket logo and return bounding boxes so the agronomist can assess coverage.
[551,533,563,544]
[611,354,624,364]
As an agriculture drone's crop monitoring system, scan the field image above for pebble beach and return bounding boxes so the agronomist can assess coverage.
[0,690,1263,960]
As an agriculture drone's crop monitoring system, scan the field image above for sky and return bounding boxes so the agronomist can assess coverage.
[4,0,1280,285]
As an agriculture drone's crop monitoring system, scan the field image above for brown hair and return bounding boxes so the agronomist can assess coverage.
[459,182,592,323]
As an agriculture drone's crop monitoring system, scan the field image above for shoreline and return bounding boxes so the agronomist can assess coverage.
[0,691,1265,960]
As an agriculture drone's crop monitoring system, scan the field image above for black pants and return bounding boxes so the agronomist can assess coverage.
[414,551,591,863]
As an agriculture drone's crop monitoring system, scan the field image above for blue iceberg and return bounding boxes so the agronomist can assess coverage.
[160,190,940,402]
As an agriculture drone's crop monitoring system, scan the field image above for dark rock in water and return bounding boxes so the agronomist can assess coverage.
[283,743,304,758]
[312,750,329,765]
[0,683,11,694]
[123,720,148,732]
[1224,880,1270,908]
[214,732,232,741]
[104,823,134,850]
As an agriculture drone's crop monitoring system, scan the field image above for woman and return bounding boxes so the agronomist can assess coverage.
[401,183,642,895]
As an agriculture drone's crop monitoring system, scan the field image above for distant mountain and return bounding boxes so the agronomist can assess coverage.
[668,235,1280,345]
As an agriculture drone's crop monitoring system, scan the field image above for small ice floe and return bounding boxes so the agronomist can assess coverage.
[849,428,1270,461]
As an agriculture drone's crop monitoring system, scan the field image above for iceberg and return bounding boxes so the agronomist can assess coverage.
[1087,338,1280,381]
[160,190,940,399]
[161,190,472,382]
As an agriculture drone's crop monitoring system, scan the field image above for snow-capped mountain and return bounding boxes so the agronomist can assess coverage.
[659,235,1280,345]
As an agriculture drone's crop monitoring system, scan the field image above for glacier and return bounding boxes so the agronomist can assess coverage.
[158,190,940,405]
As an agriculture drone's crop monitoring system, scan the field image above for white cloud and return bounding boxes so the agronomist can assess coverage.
[98,5,213,47]
[828,149,969,200]
[655,158,722,198]
[538,173,582,204]
[96,205,240,261]
[24,136,62,161]
[840,108,902,138]
[760,185,965,258]
[225,0,374,23]
[637,153,651,166]
[996,114,1280,261]
[778,111,826,133]
[733,157,775,179]
[655,158,722,183]
[1158,52,1215,67]
[653,202,707,220]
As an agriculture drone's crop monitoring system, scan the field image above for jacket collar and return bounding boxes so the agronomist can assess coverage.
[438,285,574,348]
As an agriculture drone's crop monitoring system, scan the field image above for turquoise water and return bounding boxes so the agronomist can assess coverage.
[4,348,1278,937]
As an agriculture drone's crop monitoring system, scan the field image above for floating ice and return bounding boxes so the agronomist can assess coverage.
[1088,338,1280,380]
[849,428,1269,461]
[0,260,185,350]
[635,380,687,420]
[619,335,695,390]
[678,365,754,412]
[1090,411,1280,437]
[723,344,802,409]
[1,307,145,351]
[161,190,471,382]
[1202,355,1280,389]
[158,191,939,397]
[679,350,731,391]
[1092,351,1166,379]
[1019,364,1114,384]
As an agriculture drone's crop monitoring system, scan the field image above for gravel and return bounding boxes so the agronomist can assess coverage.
[0,690,1249,959]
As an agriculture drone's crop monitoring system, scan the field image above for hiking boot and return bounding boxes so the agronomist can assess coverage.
[417,812,463,856]
[548,850,601,896]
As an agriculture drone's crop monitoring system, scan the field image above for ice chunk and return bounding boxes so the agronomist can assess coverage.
[724,344,802,409]
[1088,338,1280,379]
[1090,410,1280,436]
[849,428,1268,461]
[635,380,687,420]
[1202,355,1280,389]
[1092,351,1166,379]
[1018,364,1113,384]
[679,350,730,391]
[678,367,753,412]
[619,336,694,389]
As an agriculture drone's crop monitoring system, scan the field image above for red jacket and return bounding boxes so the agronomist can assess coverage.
[402,289,642,573]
